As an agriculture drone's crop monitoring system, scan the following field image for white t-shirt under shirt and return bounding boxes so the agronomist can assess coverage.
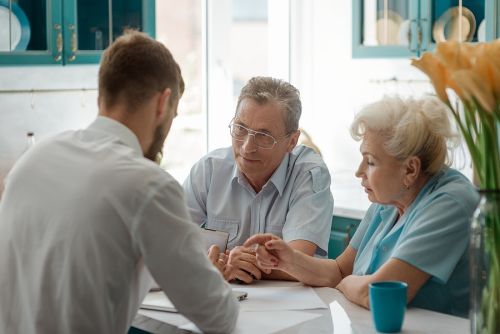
[0,116,238,333]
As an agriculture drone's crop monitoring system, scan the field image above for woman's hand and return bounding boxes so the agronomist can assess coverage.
[336,274,372,309]
[243,234,296,272]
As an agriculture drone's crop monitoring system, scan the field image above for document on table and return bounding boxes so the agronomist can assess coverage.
[141,290,247,313]
[139,285,327,334]
[179,310,322,334]
[234,285,328,312]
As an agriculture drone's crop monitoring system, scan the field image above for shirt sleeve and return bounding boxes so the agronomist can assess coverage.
[392,192,474,284]
[132,178,238,334]
[182,159,209,227]
[282,165,334,256]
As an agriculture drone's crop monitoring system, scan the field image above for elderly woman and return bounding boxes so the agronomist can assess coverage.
[244,96,479,317]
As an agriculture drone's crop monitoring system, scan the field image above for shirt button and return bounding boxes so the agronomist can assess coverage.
[382,246,388,252]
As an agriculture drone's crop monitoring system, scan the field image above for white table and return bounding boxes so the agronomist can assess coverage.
[132,280,468,333]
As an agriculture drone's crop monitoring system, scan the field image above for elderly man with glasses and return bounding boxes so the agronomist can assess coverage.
[183,76,333,283]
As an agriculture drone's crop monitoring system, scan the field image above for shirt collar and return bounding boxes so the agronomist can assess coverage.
[378,168,448,235]
[268,153,289,195]
[87,116,143,156]
[232,152,290,196]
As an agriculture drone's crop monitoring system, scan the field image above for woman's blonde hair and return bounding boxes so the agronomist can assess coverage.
[350,95,458,176]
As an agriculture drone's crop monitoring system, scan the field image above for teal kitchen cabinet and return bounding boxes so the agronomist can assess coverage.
[353,0,498,58]
[328,215,361,259]
[0,0,155,65]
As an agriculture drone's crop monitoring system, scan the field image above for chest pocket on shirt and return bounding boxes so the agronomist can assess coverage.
[206,218,240,242]
[264,224,283,238]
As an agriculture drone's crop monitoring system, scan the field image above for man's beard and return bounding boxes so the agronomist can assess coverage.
[145,123,167,163]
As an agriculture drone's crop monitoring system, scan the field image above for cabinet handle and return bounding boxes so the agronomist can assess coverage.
[68,24,77,62]
[53,24,62,62]
[419,18,428,52]
[409,19,418,52]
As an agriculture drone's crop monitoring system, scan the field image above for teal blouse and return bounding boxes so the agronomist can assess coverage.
[350,168,479,317]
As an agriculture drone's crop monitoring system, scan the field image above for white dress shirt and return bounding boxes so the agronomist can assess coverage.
[0,117,238,334]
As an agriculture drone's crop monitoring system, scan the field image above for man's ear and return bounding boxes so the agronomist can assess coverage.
[404,156,422,187]
[156,88,172,119]
[287,129,301,153]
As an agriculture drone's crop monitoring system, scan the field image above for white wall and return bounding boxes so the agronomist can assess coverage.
[0,66,99,184]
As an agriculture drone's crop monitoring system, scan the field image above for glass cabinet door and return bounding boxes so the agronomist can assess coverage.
[353,0,418,58]
[353,0,495,58]
[64,0,155,64]
[420,0,487,52]
[0,0,63,64]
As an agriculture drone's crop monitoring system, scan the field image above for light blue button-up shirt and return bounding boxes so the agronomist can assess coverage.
[183,145,334,256]
[350,168,479,317]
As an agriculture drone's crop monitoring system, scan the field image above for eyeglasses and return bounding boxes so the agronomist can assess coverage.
[228,121,290,149]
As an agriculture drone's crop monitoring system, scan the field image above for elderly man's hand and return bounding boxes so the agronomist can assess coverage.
[225,246,271,284]
[207,245,230,279]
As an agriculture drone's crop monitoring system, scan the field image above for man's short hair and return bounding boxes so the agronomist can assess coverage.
[236,77,302,134]
[98,30,185,112]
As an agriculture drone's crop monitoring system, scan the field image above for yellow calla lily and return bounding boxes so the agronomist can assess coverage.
[477,41,500,103]
[411,53,449,104]
[435,41,475,70]
[453,69,496,113]
[474,56,500,107]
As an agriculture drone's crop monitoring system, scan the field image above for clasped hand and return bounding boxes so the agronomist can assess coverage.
[208,234,295,282]
[208,244,272,283]
[243,234,295,273]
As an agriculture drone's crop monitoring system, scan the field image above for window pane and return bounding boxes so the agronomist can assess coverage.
[430,0,485,43]
[77,0,144,51]
[77,0,110,50]
[207,0,290,151]
[0,0,47,52]
[156,0,203,181]
[362,0,410,46]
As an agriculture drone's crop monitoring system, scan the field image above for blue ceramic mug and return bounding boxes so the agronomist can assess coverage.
[369,281,407,333]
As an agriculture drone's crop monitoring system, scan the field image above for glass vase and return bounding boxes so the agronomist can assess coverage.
[470,190,500,334]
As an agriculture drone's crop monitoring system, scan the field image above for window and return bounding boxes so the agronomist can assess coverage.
[206,0,290,151]
[156,0,203,181]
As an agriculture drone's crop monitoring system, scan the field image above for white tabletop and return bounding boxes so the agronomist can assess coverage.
[133,280,468,334]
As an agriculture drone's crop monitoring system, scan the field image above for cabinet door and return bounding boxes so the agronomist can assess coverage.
[419,0,488,53]
[352,0,419,58]
[63,0,155,65]
[0,0,63,65]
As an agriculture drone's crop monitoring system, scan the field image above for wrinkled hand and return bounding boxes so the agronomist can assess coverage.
[243,233,295,272]
[225,246,271,284]
[207,245,230,279]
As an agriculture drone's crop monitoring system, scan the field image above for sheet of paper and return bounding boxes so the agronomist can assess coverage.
[140,290,248,313]
[234,286,328,311]
[140,291,177,312]
[180,310,322,334]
